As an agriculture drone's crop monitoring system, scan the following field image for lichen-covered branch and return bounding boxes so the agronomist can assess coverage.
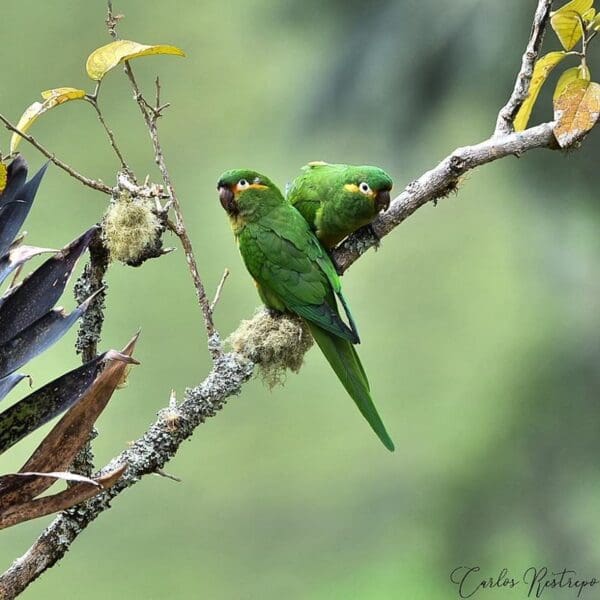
[0,115,571,599]
[0,1,579,598]
[0,353,253,599]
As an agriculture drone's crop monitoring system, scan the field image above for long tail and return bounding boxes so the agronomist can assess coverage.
[307,322,395,452]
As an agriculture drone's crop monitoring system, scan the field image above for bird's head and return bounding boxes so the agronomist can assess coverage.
[342,166,393,213]
[217,169,282,220]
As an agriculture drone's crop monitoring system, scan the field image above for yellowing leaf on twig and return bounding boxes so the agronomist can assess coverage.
[552,0,594,18]
[551,10,585,50]
[553,79,600,147]
[553,65,590,101]
[514,51,567,131]
[86,40,186,81]
[10,88,86,153]
[0,164,6,194]
[582,7,596,22]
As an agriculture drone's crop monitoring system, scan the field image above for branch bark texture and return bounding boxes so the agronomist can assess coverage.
[0,1,572,598]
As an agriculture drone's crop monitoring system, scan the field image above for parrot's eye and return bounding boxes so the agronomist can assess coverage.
[359,182,371,195]
[237,179,250,190]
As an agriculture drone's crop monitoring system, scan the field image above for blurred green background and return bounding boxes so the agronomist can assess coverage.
[2,1,600,598]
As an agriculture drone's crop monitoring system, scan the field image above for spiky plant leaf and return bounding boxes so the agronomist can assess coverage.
[0,227,98,343]
[0,159,48,256]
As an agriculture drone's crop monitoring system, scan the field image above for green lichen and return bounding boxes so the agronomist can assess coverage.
[102,193,162,266]
[227,308,313,388]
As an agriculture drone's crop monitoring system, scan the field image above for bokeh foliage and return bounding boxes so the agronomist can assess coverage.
[1,1,599,598]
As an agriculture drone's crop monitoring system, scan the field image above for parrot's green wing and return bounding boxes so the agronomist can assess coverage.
[240,207,359,343]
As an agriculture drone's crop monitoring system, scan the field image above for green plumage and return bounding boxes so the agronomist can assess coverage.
[287,161,393,248]
[217,169,394,451]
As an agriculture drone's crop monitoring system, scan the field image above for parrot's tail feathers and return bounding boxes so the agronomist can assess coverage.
[337,290,360,344]
[294,302,358,343]
[308,323,395,452]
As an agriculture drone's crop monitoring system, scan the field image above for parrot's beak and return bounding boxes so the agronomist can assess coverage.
[218,184,237,215]
[375,189,391,212]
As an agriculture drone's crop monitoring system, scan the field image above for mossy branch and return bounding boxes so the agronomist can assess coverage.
[0,1,594,598]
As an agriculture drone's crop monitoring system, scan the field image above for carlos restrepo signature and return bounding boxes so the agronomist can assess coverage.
[450,566,599,598]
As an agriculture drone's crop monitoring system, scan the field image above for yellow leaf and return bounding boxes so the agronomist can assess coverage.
[553,65,590,101]
[85,40,186,81]
[592,13,600,29]
[582,7,596,22]
[553,79,600,147]
[514,51,568,131]
[10,88,86,153]
[0,164,6,194]
[551,0,594,17]
[551,10,585,50]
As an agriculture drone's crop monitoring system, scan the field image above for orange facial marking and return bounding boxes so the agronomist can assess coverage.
[234,182,268,195]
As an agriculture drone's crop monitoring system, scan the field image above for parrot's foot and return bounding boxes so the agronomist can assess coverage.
[356,224,382,250]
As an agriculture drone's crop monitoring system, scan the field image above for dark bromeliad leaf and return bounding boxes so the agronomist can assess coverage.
[0,227,98,343]
[0,373,29,402]
[0,289,101,380]
[0,158,48,257]
[0,335,139,509]
[0,347,133,456]
[0,244,56,286]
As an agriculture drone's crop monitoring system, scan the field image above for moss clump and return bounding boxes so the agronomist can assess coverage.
[228,308,314,388]
[102,193,163,266]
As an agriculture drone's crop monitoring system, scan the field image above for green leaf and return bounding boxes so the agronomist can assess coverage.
[553,79,600,147]
[591,13,600,30]
[86,40,186,81]
[553,65,590,101]
[514,51,568,131]
[10,88,86,153]
[551,10,585,50]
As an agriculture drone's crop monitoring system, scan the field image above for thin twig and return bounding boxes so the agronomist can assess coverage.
[495,0,554,135]
[210,268,230,313]
[0,113,112,195]
[122,60,219,352]
[85,97,129,173]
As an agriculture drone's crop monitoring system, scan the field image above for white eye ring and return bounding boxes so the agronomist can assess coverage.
[359,182,371,195]
[238,179,250,190]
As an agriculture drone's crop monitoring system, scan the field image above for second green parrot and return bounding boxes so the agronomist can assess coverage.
[217,169,394,451]
[286,161,393,248]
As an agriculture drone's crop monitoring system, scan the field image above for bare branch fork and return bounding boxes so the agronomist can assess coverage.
[0,1,582,598]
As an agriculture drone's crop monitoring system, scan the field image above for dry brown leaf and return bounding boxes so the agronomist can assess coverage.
[0,334,139,511]
[554,79,600,147]
[0,465,126,530]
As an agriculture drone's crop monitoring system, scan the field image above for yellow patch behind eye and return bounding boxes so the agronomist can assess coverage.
[344,183,375,197]
[234,182,268,194]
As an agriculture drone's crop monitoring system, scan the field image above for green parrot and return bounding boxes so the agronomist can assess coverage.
[217,169,394,451]
[286,161,393,248]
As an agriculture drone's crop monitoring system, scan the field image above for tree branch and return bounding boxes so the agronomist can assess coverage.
[494,0,553,135]
[0,116,567,600]
[0,1,569,597]
[333,122,557,273]
[0,113,113,195]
